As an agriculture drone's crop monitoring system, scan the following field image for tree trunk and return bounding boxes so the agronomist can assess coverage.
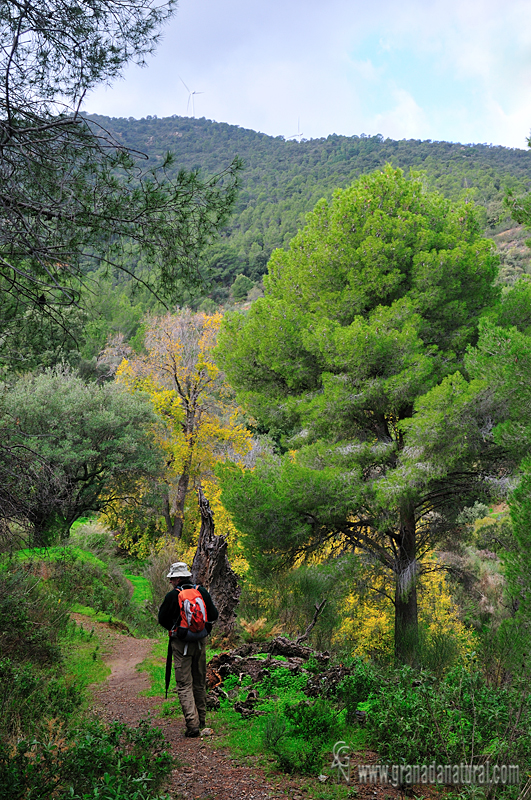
[173,469,189,538]
[30,507,52,547]
[162,489,183,538]
[394,502,419,665]
[162,470,190,539]
[191,485,241,637]
[164,425,196,539]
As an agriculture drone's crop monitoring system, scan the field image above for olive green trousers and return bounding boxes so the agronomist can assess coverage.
[170,638,207,731]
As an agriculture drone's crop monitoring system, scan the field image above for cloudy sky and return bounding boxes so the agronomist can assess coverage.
[87,0,531,149]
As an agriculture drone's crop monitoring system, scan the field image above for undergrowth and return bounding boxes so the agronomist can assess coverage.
[0,565,172,800]
[199,668,366,779]
[191,656,530,798]
[0,719,173,800]
[6,544,156,637]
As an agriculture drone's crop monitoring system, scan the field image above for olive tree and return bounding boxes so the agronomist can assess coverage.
[0,368,164,545]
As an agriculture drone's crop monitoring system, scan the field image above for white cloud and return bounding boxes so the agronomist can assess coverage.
[373,89,428,140]
[86,0,531,148]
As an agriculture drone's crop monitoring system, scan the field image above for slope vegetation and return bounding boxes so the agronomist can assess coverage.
[88,114,531,299]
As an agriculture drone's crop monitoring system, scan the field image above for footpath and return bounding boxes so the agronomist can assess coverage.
[79,616,299,800]
[80,615,412,800]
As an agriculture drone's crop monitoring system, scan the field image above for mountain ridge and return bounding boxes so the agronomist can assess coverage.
[87,113,531,303]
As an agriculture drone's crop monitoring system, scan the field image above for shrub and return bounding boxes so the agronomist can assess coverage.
[0,719,173,800]
[0,658,81,740]
[273,738,324,776]
[0,567,66,666]
[284,697,339,744]
[260,706,327,777]
[69,521,118,560]
[336,659,381,719]
[258,668,308,696]
[457,502,490,525]
[261,709,287,752]
[366,663,531,773]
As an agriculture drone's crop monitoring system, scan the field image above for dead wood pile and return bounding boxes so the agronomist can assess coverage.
[206,636,331,698]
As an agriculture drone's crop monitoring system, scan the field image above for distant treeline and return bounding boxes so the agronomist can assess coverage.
[87,114,531,301]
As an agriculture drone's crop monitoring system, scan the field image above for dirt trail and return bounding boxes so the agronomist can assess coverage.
[77,615,408,800]
[75,615,297,800]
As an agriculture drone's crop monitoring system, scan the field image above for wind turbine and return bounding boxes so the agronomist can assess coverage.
[179,76,204,118]
[287,118,303,142]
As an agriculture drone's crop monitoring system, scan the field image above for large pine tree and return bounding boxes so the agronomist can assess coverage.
[217,166,502,663]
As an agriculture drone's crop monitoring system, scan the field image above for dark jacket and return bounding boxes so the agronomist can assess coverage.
[158,583,218,639]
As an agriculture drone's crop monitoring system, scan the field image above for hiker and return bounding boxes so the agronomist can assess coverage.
[158,562,218,738]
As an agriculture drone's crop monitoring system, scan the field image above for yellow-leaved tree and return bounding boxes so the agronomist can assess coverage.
[113,310,252,547]
[335,556,474,672]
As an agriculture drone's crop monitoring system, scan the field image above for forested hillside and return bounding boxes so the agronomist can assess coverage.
[89,113,531,300]
[8,3,531,797]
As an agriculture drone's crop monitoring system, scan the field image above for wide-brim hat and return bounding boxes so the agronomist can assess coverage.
[166,562,192,579]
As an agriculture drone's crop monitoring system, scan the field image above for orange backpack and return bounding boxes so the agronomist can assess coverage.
[172,586,207,635]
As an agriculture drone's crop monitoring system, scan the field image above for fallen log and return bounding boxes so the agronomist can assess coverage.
[206,636,331,695]
[231,636,330,665]
[305,664,356,698]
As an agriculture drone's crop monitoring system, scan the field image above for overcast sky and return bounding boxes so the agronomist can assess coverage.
[87,0,531,149]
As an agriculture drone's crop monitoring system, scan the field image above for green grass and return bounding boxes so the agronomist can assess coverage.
[13,544,108,569]
[70,603,132,633]
[138,639,168,699]
[70,515,97,531]
[124,571,153,605]
[60,619,111,697]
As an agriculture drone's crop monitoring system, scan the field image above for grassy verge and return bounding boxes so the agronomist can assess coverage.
[124,571,153,605]
[61,618,111,696]
[4,544,108,569]
[138,638,168,699]
[70,603,133,631]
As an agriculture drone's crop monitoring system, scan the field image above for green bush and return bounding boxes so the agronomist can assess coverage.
[260,706,327,777]
[0,719,172,800]
[261,710,287,752]
[258,668,308,696]
[336,659,381,718]
[418,626,463,678]
[257,677,341,777]
[273,738,324,776]
[231,274,254,302]
[61,720,172,796]
[366,663,531,771]
[284,697,339,744]
[69,521,118,560]
[0,658,81,740]
[0,567,66,666]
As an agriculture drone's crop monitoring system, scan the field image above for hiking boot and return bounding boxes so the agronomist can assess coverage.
[199,719,206,729]
[184,727,200,738]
